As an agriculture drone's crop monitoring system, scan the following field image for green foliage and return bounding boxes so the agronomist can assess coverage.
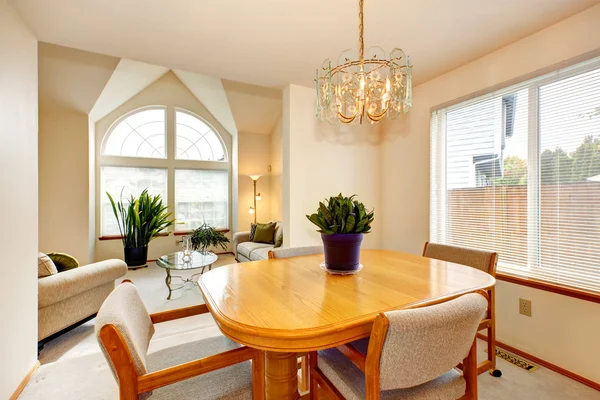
[570,135,600,182]
[493,156,528,186]
[493,135,600,186]
[306,194,374,235]
[107,189,175,249]
[189,223,230,253]
[540,147,574,184]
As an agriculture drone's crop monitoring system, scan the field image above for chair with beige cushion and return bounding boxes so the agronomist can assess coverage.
[309,293,488,400]
[95,281,265,400]
[267,245,324,393]
[423,242,501,377]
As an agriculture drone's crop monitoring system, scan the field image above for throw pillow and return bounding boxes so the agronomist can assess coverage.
[38,252,58,278]
[252,222,277,244]
[274,232,283,248]
[248,223,257,241]
[47,252,79,272]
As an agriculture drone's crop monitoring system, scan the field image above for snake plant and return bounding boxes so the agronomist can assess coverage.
[306,194,374,235]
[107,189,175,248]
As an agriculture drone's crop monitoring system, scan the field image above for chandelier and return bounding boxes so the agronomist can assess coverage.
[315,0,412,124]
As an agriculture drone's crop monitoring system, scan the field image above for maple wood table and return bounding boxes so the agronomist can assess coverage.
[198,249,495,400]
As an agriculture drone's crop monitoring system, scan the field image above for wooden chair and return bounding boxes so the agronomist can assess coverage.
[309,293,488,400]
[95,281,265,400]
[423,241,502,377]
[267,245,324,393]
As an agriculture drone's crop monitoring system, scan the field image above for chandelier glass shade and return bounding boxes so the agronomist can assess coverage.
[316,0,412,124]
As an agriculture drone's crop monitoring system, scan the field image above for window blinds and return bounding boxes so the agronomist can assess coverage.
[431,57,600,293]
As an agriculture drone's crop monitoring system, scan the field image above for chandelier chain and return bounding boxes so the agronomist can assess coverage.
[359,0,364,63]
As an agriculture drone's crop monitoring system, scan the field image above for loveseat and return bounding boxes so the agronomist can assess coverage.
[38,257,127,343]
[233,221,283,262]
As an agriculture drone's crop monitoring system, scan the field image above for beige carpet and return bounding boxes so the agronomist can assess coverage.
[21,255,600,399]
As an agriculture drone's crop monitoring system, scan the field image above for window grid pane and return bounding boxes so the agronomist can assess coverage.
[101,167,168,236]
[103,108,166,159]
[175,111,226,161]
[175,169,228,231]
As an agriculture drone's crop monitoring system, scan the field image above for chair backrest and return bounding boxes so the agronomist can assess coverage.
[423,242,498,275]
[269,245,324,259]
[95,282,155,378]
[374,293,487,390]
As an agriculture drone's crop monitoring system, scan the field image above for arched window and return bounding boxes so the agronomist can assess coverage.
[99,106,229,236]
[103,108,166,158]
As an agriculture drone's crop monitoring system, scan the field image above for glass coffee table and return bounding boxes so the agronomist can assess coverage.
[156,251,218,300]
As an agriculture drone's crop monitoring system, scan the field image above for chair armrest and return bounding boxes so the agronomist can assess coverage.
[232,231,251,258]
[38,259,127,308]
[137,346,259,393]
[150,304,210,324]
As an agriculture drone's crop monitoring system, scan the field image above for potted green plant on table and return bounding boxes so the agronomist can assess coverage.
[107,189,175,268]
[189,223,230,254]
[306,194,374,272]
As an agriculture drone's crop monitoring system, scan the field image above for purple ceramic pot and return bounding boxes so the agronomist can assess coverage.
[321,233,363,271]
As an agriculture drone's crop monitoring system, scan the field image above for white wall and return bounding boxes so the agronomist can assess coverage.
[283,85,382,249]
[381,4,600,383]
[38,43,118,265]
[270,117,283,221]
[238,132,272,230]
[0,2,39,397]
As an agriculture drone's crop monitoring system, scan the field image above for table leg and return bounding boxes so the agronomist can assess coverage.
[165,269,173,300]
[265,351,299,400]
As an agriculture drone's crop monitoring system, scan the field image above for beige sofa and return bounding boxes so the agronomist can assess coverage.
[38,259,127,342]
[233,221,283,262]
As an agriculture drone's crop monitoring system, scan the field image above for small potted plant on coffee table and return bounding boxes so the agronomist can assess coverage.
[306,194,374,273]
[189,223,230,254]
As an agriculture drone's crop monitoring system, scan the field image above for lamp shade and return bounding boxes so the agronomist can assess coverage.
[248,174,262,181]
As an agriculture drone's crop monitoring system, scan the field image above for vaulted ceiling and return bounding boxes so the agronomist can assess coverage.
[11,0,600,88]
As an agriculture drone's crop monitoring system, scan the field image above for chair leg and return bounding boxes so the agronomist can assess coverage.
[488,290,501,378]
[252,350,266,400]
[309,352,319,400]
[298,354,310,393]
[463,339,478,400]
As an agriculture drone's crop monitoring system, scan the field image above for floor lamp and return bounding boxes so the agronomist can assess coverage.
[248,174,262,224]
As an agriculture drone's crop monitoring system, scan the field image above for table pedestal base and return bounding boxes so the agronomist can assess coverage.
[266,351,299,400]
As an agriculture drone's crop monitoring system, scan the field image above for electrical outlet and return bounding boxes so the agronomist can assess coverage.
[519,298,532,317]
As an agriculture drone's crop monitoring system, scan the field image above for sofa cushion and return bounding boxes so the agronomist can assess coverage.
[48,252,79,272]
[249,223,257,241]
[274,222,283,247]
[237,242,273,260]
[253,222,276,244]
[252,247,271,260]
[38,252,58,278]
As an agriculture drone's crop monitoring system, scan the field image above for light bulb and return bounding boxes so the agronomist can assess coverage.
[256,193,262,201]
[248,206,255,215]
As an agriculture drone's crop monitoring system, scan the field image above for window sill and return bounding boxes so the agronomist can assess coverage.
[98,232,170,241]
[98,229,230,241]
[496,272,600,304]
[173,229,230,236]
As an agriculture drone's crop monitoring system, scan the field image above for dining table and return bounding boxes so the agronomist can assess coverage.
[198,249,496,400]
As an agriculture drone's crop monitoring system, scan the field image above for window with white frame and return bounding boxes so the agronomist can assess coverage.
[100,107,229,237]
[431,57,600,293]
